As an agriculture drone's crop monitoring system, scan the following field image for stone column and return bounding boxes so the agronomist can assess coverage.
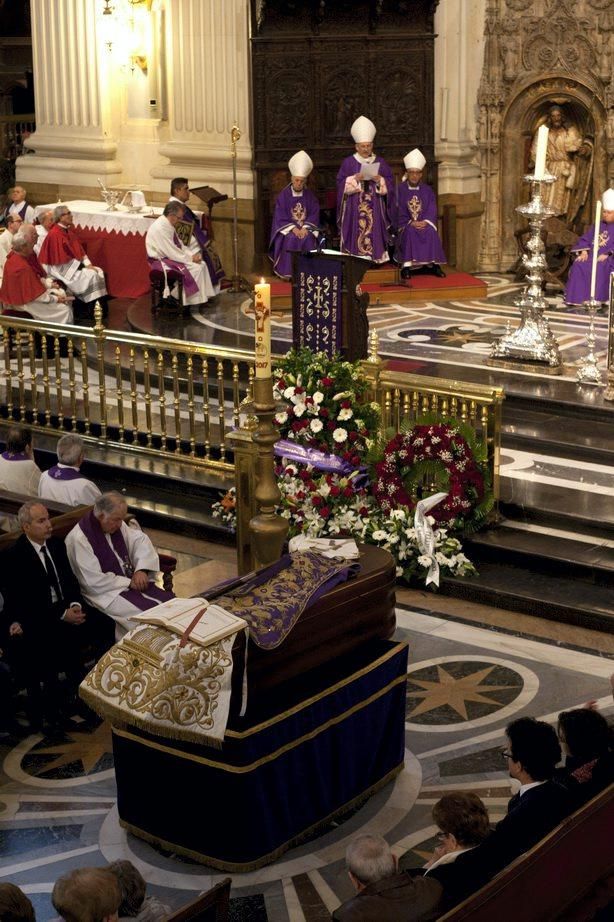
[434,0,486,270]
[16,0,122,189]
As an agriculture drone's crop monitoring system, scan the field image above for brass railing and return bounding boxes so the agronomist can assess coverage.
[0,309,255,472]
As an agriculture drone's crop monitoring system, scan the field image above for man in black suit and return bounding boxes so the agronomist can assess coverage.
[429,717,571,908]
[1,501,91,729]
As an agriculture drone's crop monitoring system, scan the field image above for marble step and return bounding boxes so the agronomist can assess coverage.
[441,561,614,634]
[502,406,614,466]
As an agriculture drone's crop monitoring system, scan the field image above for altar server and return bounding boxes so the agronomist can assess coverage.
[393,148,446,278]
[337,116,393,262]
[270,150,320,279]
[39,205,107,310]
[169,177,224,287]
[38,434,102,507]
[145,202,218,306]
[0,231,73,324]
[565,188,614,305]
[66,492,173,640]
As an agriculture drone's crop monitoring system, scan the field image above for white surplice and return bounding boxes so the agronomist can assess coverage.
[145,214,217,305]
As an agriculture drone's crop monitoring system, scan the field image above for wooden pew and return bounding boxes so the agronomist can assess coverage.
[166,878,231,922]
[439,783,614,921]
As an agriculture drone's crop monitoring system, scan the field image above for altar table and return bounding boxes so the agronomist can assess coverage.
[36,200,163,299]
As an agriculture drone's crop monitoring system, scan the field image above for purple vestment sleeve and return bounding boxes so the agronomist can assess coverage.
[336,154,393,262]
[393,182,446,266]
[565,222,614,304]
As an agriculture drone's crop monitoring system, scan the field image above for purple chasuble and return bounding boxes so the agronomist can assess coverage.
[565,222,614,304]
[269,185,320,278]
[393,182,446,266]
[48,464,84,481]
[336,154,393,262]
[78,510,172,610]
[180,203,225,283]
[1,451,29,461]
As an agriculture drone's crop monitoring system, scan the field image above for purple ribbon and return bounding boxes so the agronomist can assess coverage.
[275,440,370,487]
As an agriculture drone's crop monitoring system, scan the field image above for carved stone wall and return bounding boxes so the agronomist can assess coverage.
[477,0,614,271]
[250,0,438,261]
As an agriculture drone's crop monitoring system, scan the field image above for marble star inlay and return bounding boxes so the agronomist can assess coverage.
[407,665,516,720]
[32,722,112,775]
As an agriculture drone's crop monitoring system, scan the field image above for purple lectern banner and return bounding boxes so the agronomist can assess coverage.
[296,254,343,357]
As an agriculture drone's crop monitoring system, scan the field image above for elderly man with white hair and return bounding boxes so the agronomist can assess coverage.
[1,185,36,225]
[146,200,218,306]
[39,204,107,313]
[65,491,173,639]
[333,834,443,921]
[38,434,102,507]
[0,213,23,279]
[34,209,54,256]
[269,150,320,279]
[393,148,446,278]
[0,229,73,323]
[336,115,394,263]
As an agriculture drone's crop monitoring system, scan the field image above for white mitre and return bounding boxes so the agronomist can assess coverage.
[404,148,427,171]
[601,188,614,211]
[288,150,313,178]
[351,116,376,143]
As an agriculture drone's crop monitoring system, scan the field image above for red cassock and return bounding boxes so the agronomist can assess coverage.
[0,251,46,305]
[39,223,87,265]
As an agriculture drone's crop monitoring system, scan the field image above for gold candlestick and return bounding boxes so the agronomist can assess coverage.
[249,375,288,569]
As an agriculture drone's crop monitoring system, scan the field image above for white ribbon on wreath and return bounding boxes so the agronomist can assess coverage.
[414,491,448,587]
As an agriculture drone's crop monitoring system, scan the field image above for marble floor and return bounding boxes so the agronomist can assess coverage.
[1,529,612,922]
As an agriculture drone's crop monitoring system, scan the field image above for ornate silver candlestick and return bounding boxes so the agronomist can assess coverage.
[488,174,562,373]
[576,298,603,386]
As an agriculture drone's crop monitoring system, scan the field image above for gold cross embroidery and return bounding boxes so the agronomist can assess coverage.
[408,195,422,222]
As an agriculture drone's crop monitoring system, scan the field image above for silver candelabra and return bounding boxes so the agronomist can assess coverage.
[576,298,603,386]
[489,174,561,373]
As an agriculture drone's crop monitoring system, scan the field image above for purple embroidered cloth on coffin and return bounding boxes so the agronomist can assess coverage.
[211,552,360,650]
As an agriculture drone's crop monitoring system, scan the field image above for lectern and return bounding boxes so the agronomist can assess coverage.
[291,249,371,360]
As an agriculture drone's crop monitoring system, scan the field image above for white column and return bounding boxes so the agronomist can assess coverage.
[16,0,122,185]
[434,0,486,194]
[151,0,253,198]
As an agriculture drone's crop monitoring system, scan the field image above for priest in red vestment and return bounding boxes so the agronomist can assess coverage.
[0,232,73,324]
[39,205,107,313]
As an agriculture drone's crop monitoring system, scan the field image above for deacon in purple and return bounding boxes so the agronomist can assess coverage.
[393,148,446,278]
[270,150,320,279]
[336,116,393,263]
[565,188,614,305]
[66,491,173,641]
[169,177,224,288]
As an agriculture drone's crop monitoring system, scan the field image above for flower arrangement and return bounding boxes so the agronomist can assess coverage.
[276,462,372,538]
[272,348,380,467]
[211,487,237,533]
[372,419,493,532]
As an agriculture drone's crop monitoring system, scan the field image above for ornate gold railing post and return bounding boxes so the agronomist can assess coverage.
[94,303,107,441]
[228,396,259,575]
[249,376,288,569]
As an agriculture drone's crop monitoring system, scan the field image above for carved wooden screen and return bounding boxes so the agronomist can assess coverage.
[250,0,438,264]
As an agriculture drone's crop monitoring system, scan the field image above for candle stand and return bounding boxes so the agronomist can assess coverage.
[488,174,562,373]
[576,298,603,386]
[249,375,288,569]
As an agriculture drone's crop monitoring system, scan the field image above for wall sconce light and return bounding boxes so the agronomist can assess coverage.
[102,0,113,14]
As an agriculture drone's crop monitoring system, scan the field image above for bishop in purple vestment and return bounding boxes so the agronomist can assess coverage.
[270,150,320,279]
[337,116,393,263]
[565,189,614,305]
[393,149,446,278]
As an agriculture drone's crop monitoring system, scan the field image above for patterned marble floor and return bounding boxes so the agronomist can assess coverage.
[2,574,612,921]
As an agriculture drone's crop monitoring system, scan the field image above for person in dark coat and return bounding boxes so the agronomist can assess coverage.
[556,707,613,807]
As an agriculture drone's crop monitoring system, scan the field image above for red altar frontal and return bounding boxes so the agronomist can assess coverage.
[36,200,161,299]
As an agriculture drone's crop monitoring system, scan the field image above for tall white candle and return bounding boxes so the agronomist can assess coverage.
[534,125,549,180]
[254,279,271,379]
[590,200,602,300]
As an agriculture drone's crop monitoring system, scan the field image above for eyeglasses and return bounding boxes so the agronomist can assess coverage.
[501,750,513,761]
[61,211,72,217]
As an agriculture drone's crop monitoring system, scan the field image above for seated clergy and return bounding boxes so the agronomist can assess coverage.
[269,150,320,279]
[0,425,42,496]
[565,188,614,305]
[333,834,443,922]
[39,205,107,313]
[1,501,89,729]
[337,115,393,263]
[0,230,73,324]
[169,177,224,288]
[0,213,23,279]
[0,185,36,226]
[146,201,219,306]
[39,434,102,507]
[393,148,446,278]
[34,208,54,256]
[65,491,173,640]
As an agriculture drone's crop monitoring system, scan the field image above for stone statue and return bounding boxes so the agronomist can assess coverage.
[530,105,587,221]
